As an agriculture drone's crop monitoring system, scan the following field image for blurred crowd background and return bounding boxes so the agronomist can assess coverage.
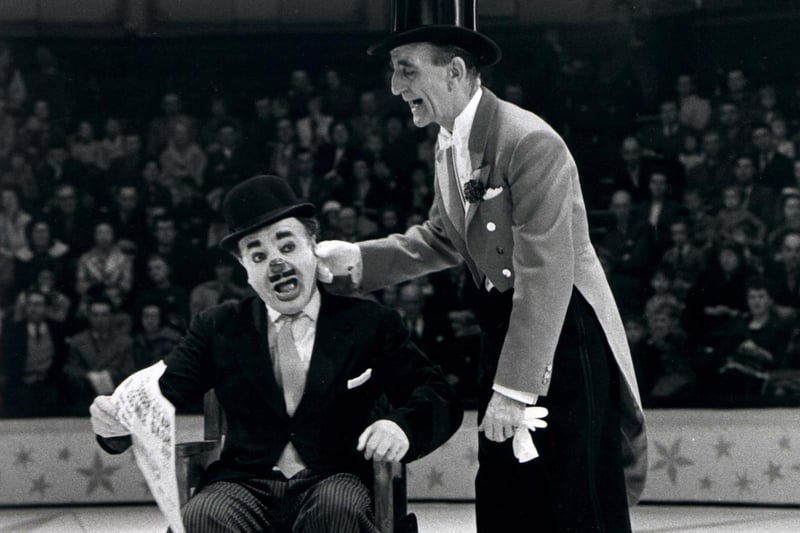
[3,2,800,418]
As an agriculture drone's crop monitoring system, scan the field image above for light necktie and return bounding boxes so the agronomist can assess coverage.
[275,314,307,478]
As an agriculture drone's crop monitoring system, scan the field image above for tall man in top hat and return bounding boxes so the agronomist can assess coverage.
[89,175,462,532]
[318,0,648,531]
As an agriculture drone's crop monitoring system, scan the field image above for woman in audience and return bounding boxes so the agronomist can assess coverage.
[75,219,132,298]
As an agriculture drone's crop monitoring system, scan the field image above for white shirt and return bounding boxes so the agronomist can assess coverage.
[265,289,321,373]
[437,86,483,217]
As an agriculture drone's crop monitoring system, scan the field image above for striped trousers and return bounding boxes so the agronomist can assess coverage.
[181,470,378,533]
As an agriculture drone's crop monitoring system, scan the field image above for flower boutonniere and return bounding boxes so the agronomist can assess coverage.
[463,179,487,204]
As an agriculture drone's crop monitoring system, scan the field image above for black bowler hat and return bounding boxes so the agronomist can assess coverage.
[367,0,501,66]
[219,175,315,252]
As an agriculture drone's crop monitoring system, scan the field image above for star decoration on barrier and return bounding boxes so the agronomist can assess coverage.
[764,462,783,484]
[77,452,121,495]
[652,439,694,485]
[779,436,791,451]
[699,476,713,490]
[734,471,753,494]
[714,436,733,459]
[57,447,71,462]
[30,475,51,497]
[14,448,34,469]
[427,467,444,489]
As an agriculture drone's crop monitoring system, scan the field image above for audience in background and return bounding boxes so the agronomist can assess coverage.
[1,33,800,415]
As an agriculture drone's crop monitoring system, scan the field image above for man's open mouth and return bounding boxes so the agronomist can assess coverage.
[270,268,301,299]
[409,98,423,111]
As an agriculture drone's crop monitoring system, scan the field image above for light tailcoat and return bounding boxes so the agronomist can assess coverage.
[358,88,647,503]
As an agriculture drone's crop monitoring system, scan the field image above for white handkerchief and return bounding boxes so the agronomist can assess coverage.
[347,368,373,389]
[512,406,549,463]
[482,186,504,201]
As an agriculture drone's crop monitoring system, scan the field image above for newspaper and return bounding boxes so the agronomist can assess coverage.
[111,361,184,533]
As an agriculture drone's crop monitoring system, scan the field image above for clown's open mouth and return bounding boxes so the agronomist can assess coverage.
[274,278,298,294]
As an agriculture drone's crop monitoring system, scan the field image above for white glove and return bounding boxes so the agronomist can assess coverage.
[89,395,129,438]
[512,406,549,462]
[315,240,363,285]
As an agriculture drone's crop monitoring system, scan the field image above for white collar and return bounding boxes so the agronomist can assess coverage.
[437,86,483,150]
[266,287,321,325]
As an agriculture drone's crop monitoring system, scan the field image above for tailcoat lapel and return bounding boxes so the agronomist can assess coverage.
[465,89,499,230]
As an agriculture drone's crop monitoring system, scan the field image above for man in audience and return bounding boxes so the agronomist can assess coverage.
[0,289,68,417]
[64,295,135,415]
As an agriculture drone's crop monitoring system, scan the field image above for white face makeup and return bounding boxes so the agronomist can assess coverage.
[236,217,318,315]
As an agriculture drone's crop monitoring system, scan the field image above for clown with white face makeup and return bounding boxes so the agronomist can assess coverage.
[89,175,462,533]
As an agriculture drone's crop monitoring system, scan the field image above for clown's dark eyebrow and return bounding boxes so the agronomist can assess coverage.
[245,240,262,250]
[275,230,294,240]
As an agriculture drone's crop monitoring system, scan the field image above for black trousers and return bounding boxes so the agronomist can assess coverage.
[472,286,631,533]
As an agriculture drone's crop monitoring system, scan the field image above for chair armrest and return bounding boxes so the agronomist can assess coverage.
[176,440,219,459]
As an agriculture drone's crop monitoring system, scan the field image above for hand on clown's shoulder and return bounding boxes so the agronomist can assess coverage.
[315,240,363,293]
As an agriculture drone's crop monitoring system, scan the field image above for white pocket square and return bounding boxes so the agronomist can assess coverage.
[482,186,504,201]
[347,368,373,389]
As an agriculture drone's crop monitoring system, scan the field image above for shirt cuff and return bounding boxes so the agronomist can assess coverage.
[493,384,538,405]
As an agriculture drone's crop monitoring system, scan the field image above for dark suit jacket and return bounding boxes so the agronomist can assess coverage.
[0,319,68,387]
[100,289,462,485]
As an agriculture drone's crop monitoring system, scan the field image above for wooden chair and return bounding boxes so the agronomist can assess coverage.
[175,391,417,533]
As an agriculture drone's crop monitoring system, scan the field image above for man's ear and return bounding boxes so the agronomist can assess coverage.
[449,56,468,83]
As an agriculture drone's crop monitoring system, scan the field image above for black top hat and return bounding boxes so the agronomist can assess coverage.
[367,0,501,66]
[219,175,315,252]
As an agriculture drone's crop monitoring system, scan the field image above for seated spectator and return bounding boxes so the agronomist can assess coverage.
[1,151,38,205]
[752,122,793,191]
[611,136,661,203]
[132,302,181,370]
[141,215,205,290]
[200,96,240,151]
[287,148,331,209]
[685,243,751,350]
[243,95,274,161]
[681,188,716,250]
[348,90,383,145]
[731,153,777,227]
[295,94,332,151]
[75,219,133,297]
[138,157,172,208]
[639,99,692,160]
[660,218,706,296]
[108,132,144,185]
[714,185,767,245]
[45,182,95,255]
[342,156,391,222]
[189,250,250,318]
[677,132,704,174]
[644,267,683,326]
[631,170,683,254]
[641,303,695,406]
[317,200,342,240]
[12,267,72,325]
[68,120,101,171]
[13,218,71,292]
[62,295,135,415]
[170,176,212,247]
[135,254,189,331]
[676,73,711,131]
[769,114,795,159]
[0,289,68,417]
[320,68,356,120]
[713,277,791,398]
[160,119,207,189]
[764,230,800,319]
[716,101,749,156]
[95,116,125,172]
[203,120,249,195]
[600,189,656,315]
[0,186,31,304]
[107,184,148,255]
[314,121,357,185]
[767,189,800,249]
[262,118,298,180]
[685,130,733,206]
[147,92,197,157]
